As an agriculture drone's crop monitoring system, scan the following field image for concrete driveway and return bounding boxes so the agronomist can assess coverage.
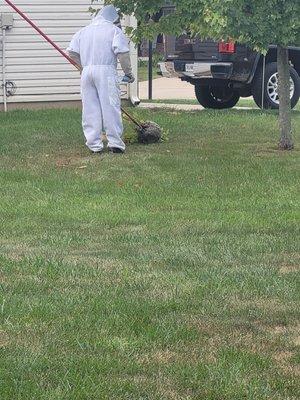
[139,77,195,100]
[138,76,256,111]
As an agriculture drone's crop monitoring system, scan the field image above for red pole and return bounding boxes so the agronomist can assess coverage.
[3,0,81,70]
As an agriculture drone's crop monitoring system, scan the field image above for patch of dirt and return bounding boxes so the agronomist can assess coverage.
[186,315,299,360]
[156,375,188,400]
[272,325,288,335]
[138,349,178,366]
[0,272,7,285]
[278,253,300,274]
[262,323,300,376]
[54,149,105,169]
[157,387,183,400]
[264,323,300,345]
[279,264,300,274]
[151,349,178,364]
[273,351,300,377]
[294,336,300,346]
[116,373,150,387]
[0,242,39,261]
[64,255,118,268]
[55,158,71,168]
[184,316,261,361]
[186,315,218,333]
[291,324,300,347]
[0,331,9,348]
[273,350,293,362]
[229,298,288,315]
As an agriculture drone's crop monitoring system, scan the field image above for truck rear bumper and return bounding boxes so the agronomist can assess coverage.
[159,61,233,80]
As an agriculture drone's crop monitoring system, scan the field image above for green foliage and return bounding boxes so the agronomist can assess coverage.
[199,0,300,51]
[105,0,300,51]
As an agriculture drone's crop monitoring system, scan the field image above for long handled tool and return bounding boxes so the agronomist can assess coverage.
[4,0,162,144]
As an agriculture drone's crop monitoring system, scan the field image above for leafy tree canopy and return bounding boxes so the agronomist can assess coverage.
[102,0,300,51]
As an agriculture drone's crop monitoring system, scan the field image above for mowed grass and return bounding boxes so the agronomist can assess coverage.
[138,62,161,82]
[0,106,299,399]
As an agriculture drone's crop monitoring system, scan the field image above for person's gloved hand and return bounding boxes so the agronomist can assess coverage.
[122,73,135,83]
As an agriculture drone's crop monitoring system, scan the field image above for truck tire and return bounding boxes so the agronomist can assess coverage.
[195,84,240,109]
[252,62,300,110]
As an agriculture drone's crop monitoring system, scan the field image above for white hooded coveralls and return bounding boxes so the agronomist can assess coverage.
[67,6,129,152]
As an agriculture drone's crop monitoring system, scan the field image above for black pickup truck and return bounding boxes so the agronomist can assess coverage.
[159,36,300,109]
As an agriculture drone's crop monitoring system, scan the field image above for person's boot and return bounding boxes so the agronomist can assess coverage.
[109,147,125,154]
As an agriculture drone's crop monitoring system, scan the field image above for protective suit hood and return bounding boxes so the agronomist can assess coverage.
[94,5,119,24]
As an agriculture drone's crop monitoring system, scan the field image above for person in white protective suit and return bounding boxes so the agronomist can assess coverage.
[67,5,135,154]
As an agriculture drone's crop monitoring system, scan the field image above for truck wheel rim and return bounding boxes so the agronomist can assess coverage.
[267,73,295,104]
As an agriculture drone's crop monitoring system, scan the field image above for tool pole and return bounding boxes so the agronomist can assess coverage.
[121,108,143,129]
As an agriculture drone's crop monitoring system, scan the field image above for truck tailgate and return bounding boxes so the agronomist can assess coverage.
[175,36,218,61]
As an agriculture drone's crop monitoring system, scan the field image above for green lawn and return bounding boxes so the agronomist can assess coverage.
[0,107,299,399]
[138,65,161,82]
[138,60,161,82]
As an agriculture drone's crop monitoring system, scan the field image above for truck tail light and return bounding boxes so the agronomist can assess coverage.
[218,41,236,54]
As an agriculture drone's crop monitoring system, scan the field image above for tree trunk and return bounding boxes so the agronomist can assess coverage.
[277,46,294,150]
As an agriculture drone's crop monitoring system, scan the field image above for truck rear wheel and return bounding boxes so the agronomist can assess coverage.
[195,84,240,109]
[252,62,300,110]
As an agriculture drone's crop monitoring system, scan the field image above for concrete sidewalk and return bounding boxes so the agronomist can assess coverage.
[139,77,195,100]
[139,103,255,111]
[139,103,203,111]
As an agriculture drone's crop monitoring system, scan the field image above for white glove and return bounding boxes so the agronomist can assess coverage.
[122,73,135,83]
